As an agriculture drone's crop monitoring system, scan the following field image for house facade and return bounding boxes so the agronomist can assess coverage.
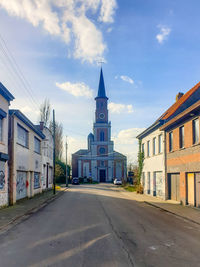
[0,83,14,207]
[36,123,53,190]
[72,69,127,182]
[137,122,166,199]
[8,110,45,204]
[138,81,200,203]
[160,100,200,207]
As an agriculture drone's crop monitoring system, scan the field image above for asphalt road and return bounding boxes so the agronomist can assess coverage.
[0,184,200,267]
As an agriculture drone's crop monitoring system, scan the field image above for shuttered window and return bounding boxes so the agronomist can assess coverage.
[17,124,28,148]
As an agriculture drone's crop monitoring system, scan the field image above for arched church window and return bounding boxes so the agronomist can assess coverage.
[100,131,104,141]
[99,147,105,155]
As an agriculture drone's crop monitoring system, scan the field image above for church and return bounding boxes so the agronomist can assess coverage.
[72,69,127,182]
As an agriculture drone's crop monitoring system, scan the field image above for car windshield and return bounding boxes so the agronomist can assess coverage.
[117,179,121,181]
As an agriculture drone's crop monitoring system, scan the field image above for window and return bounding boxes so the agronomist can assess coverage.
[17,124,28,147]
[99,147,105,155]
[34,137,41,154]
[169,132,173,152]
[142,143,145,156]
[147,141,150,157]
[0,118,2,142]
[193,118,199,144]
[179,126,184,148]
[153,137,156,155]
[100,131,104,141]
[158,134,162,153]
[34,172,40,189]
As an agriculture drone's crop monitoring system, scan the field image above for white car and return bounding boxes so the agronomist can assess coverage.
[114,178,122,185]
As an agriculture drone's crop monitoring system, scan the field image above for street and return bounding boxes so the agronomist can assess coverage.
[0,184,200,267]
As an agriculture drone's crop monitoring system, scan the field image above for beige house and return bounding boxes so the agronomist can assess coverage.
[36,123,53,190]
[8,110,45,204]
[0,83,14,207]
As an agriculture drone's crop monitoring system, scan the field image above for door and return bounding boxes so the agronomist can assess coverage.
[99,169,106,182]
[147,172,150,194]
[153,172,156,196]
[16,171,27,200]
[187,173,195,206]
[155,172,163,197]
[46,164,49,189]
[168,173,180,201]
[195,173,200,208]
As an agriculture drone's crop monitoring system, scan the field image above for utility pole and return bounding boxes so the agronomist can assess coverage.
[53,109,56,195]
[66,136,68,187]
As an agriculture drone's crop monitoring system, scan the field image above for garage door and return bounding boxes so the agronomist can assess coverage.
[195,173,200,208]
[168,173,180,201]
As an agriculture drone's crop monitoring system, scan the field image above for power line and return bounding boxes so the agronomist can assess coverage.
[0,33,40,111]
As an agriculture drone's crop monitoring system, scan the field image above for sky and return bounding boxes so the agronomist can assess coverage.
[0,0,200,164]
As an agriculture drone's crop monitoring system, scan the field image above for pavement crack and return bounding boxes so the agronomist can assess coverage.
[98,197,135,267]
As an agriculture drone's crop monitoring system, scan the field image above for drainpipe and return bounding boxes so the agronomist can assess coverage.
[8,114,14,205]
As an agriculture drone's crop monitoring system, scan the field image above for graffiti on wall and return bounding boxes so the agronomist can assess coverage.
[16,172,27,200]
[0,171,5,190]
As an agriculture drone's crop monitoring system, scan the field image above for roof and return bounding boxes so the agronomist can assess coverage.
[160,99,200,131]
[95,68,108,100]
[137,81,200,139]
[0,82,14,103]
[72,149,88,156]
[160,81,200,120]
[9,110,45,139]
[113,151,127,159]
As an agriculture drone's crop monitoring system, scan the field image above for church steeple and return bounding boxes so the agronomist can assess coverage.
[95,68,108,100]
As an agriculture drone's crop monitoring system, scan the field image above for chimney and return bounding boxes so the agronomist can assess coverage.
[176,92,184,102]
[40,121,44,131]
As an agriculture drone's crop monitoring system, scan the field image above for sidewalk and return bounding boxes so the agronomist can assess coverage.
[0,186,67,233]
[120,188,200,225]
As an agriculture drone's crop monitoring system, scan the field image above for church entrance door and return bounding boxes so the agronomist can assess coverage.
[99,169,106,182]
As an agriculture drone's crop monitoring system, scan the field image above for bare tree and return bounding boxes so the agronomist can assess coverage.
[39,98,51,127]
[50,120,63,160]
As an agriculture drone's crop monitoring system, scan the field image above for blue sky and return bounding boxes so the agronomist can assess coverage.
[0,0,200,163]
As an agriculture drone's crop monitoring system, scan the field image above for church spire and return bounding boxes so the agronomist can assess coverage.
[95,68,108,99]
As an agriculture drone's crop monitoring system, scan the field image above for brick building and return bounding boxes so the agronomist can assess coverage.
[160,82,200,207]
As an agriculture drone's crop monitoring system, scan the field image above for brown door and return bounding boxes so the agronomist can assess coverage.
[195,173,200,208]
[99,170,106,182]
[187,173,195,206]
[168,174,180,201]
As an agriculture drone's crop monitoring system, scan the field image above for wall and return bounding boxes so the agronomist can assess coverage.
[10,115,43,204]
[0,95,9,207]
[166,116,200,204]
[141,128,166,199]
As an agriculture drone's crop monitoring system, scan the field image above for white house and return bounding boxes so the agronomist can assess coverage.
[137,122,166,199]
[8,110,45,204]
[36,123,53,190]
[0,83,14,207]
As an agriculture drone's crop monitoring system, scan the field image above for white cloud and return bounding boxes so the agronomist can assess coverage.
[156,25,171,44]
[120,75,134,84]
[115,75,134,84]
[113,128,146,163]
[56,81,93,98]
[99,0,117,23]
[0,0,117,63]
[108,102,133,114]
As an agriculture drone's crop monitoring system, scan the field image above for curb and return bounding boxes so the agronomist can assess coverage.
[0,188,68,234]
[144,201,200,226]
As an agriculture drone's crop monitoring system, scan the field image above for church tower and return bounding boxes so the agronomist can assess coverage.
[72,68,127,182]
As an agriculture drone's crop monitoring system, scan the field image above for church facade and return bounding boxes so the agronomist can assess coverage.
[72,69,127,182]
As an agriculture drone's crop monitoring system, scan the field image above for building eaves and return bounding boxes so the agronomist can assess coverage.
[136,120,164,139]
[9,109,45,139]
[0,82,14,103]
[160,100,200,131]
[160,81,200,121]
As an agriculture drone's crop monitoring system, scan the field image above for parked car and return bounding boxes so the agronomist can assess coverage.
[113,178,122,185]
[72,178,79,185]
